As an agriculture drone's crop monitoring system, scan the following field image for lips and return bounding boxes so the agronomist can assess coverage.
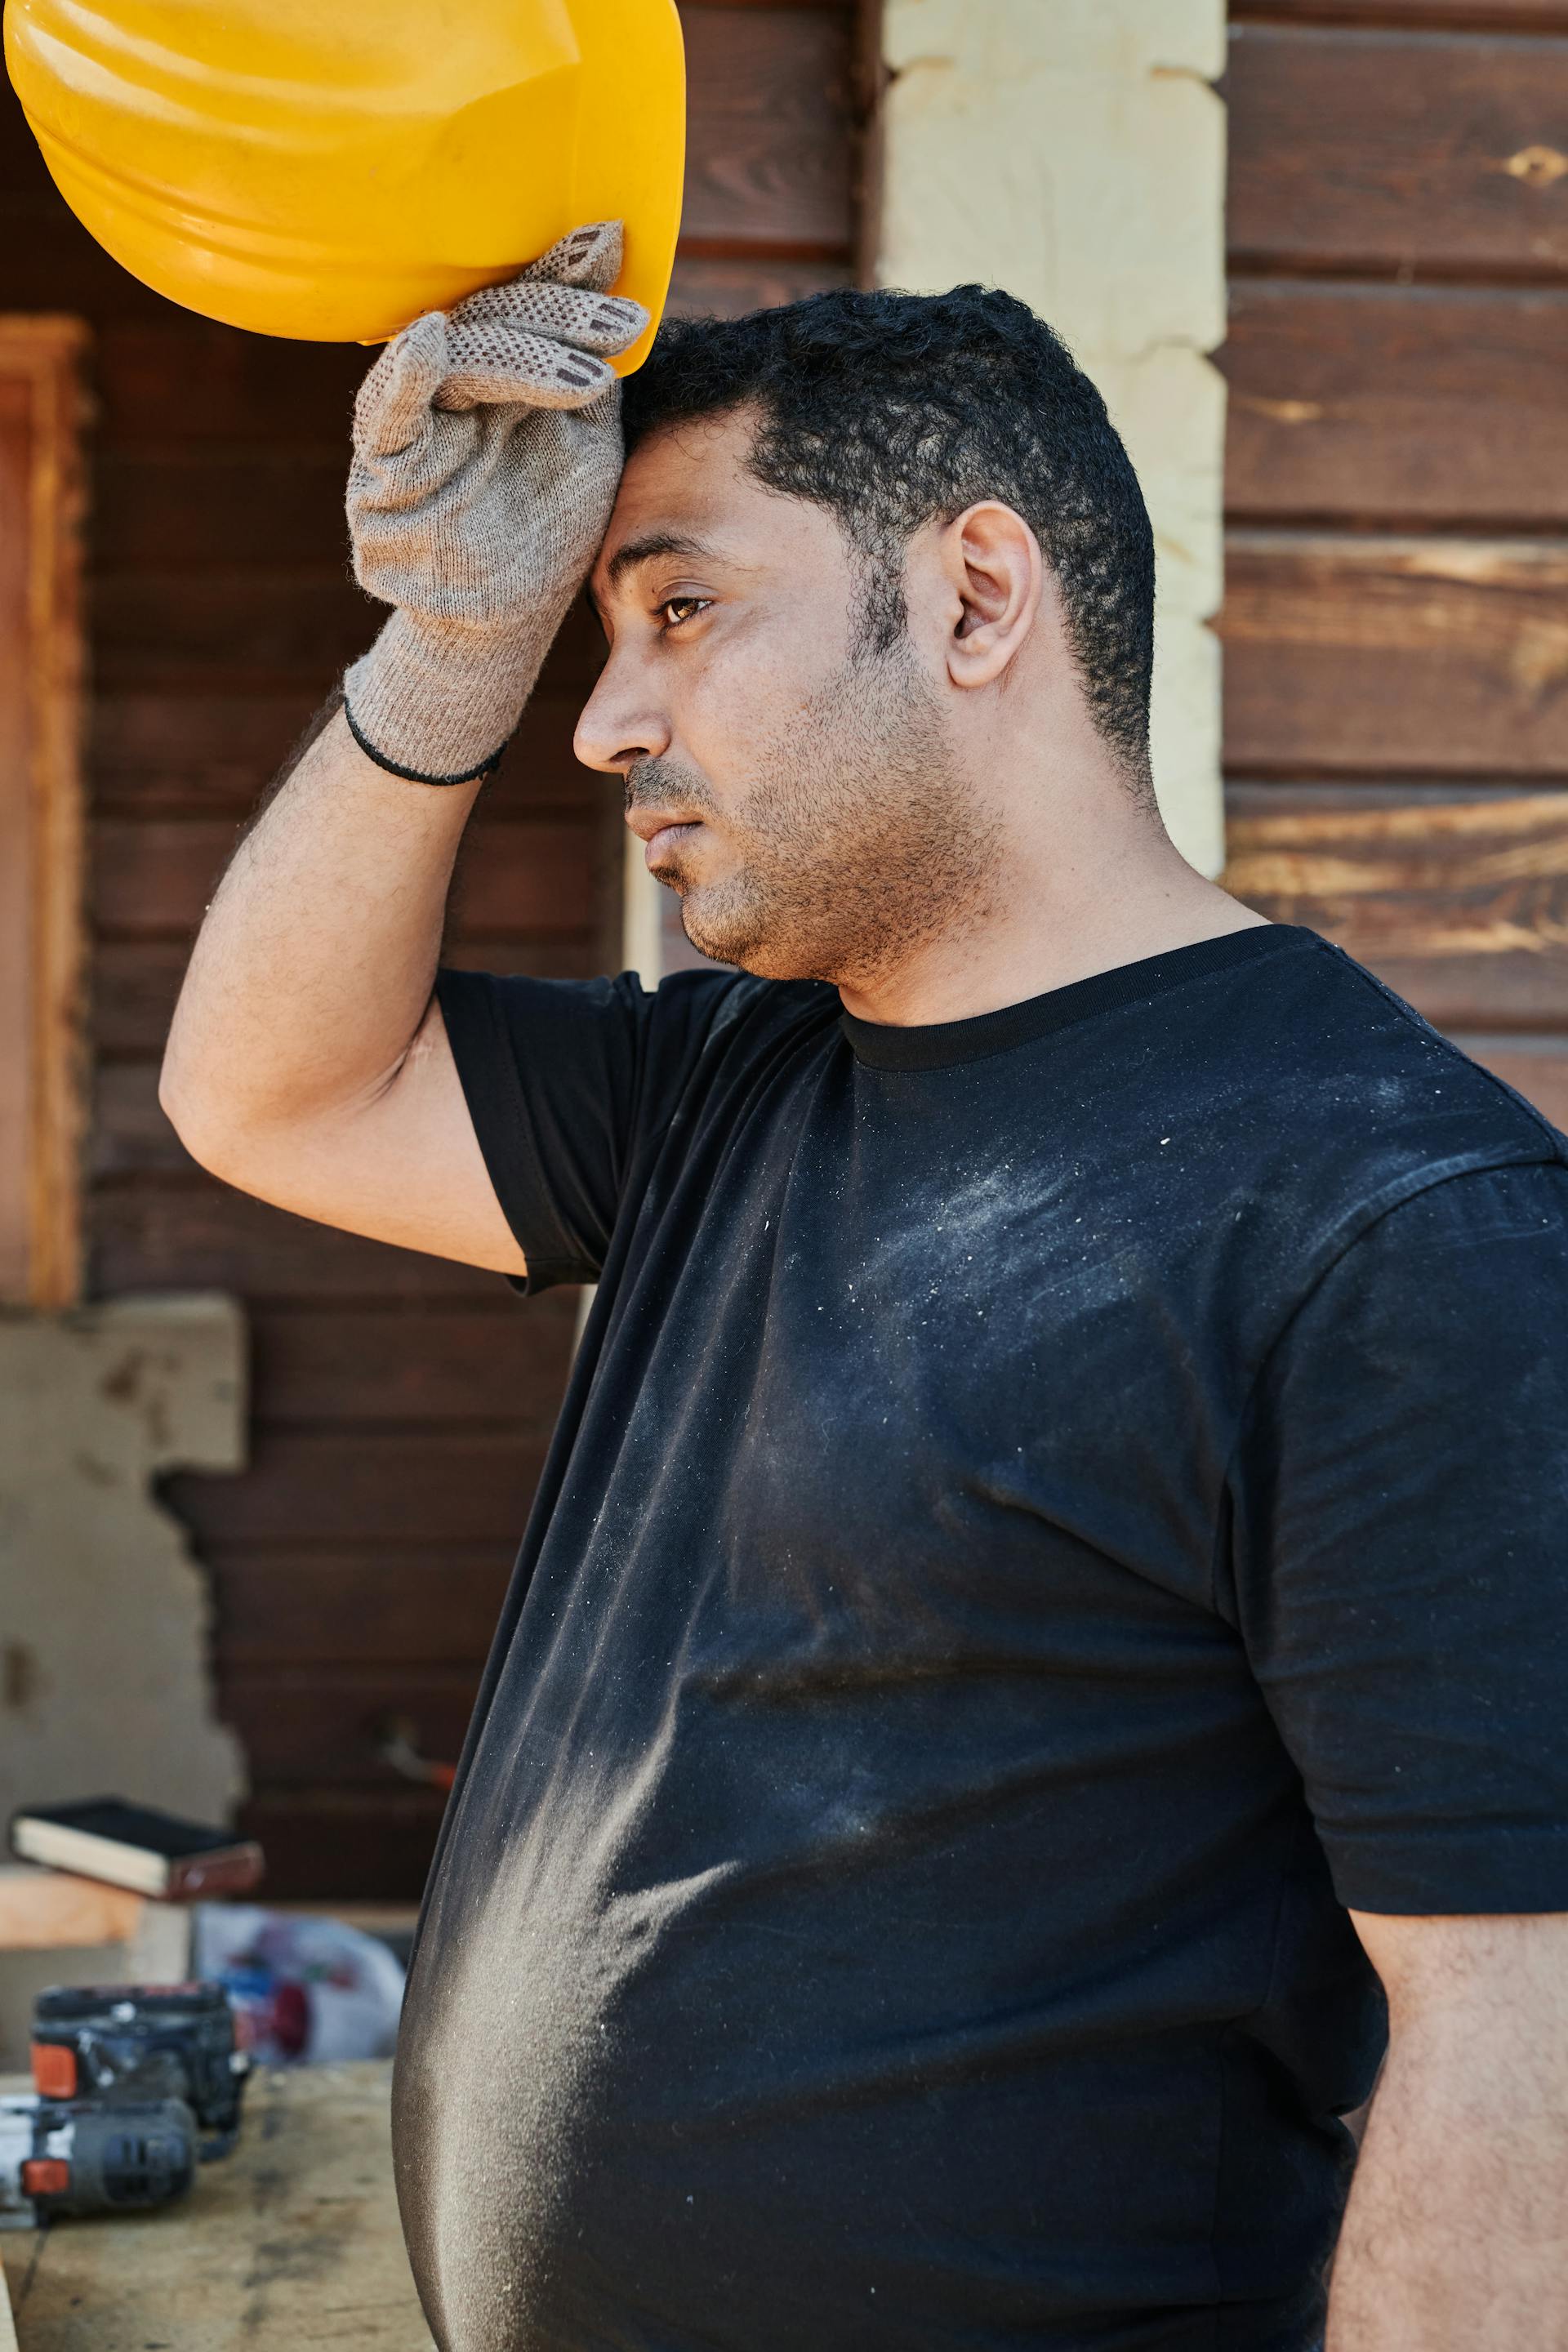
[626,805,700,844]
[626,805,704,870]
[643,821,700,870]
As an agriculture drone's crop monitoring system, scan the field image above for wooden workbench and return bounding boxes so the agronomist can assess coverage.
[1,2061,434,2350]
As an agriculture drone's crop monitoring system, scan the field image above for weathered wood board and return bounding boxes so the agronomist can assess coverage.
[1221,534,1568,779]
[5,2062,434,2352]
[1227,23,1568,276]
[87,1187,508,1303]
[1223,784,1568,1030]
[1223,282,1568,528]
[1240,2,1568,21]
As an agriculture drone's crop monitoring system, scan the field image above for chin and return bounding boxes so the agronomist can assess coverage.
[676,892,822,983]
[676,882,764,975]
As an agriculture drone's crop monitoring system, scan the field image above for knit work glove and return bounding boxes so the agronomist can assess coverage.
[342,221,648,785]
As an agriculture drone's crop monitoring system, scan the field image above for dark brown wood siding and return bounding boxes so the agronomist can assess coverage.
[1219,4,1568,1132]
[0,0,866,1895]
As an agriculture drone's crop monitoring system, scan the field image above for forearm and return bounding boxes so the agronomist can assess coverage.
[1328,1995,1568,2349]
[160,225,638,1239]
[160,707,479,1160]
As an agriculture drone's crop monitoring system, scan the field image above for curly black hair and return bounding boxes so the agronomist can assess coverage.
[621,284,1156,788]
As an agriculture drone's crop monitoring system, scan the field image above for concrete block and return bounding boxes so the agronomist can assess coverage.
[0,1295,247,1838]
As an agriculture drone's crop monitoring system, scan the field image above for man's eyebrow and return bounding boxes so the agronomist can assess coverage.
[604,531,719,590]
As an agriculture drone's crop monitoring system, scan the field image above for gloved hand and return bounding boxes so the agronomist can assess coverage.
[342,220,648,785]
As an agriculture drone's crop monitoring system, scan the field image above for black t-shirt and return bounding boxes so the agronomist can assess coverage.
[394,924,1568,2352]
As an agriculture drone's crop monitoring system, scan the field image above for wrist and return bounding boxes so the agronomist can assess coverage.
[341,700,506,787]
[342,608,547,786]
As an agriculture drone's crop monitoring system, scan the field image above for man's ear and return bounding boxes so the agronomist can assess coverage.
[938,501,1044,689]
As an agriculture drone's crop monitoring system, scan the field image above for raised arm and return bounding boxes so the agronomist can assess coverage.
[158,222,646,1273]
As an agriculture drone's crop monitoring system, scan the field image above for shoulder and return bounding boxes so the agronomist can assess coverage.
[1218,931,1566,1224]
[1129,931,1568,1373]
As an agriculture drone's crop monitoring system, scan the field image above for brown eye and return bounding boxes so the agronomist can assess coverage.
[660,597,710,630]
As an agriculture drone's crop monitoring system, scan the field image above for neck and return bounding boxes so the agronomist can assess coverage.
[834,768,1264,1031]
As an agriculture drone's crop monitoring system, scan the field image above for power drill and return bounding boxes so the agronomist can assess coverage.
[30,1983,251,2159]
[0,2091,197,2226]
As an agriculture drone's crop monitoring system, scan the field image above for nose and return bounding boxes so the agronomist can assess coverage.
[574,643,672,776]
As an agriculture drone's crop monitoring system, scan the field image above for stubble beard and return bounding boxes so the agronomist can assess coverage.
[633,642,1004,991]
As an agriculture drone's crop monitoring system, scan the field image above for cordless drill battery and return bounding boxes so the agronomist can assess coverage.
[31,1983,249,2155]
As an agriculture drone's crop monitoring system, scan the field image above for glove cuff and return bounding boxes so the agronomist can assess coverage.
[342,608,549,786]
[341,700,508,788]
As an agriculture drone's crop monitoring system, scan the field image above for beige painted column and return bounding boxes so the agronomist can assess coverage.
[876,0,1228,875]
[623,830,666,987]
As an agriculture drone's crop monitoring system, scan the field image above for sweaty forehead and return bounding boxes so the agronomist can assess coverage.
[593,408,844,600]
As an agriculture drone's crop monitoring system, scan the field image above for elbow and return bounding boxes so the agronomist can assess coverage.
[158,1054,219,1177]
[158,1049,254,1185]
[158,1042,387,1196]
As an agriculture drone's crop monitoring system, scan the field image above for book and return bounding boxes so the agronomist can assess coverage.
[9,1799,265,1901]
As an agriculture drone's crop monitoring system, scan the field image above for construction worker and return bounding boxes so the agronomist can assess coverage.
[161,225,1568,2352]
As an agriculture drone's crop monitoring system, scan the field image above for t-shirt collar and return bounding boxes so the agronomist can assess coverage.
[837,924,1317,1072]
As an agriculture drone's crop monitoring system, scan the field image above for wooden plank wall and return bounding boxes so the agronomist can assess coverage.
[0,0,865,1895]
[1219,0,1568,1126]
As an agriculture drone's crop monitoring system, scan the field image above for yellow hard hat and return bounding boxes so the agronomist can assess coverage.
[3,0,685,372]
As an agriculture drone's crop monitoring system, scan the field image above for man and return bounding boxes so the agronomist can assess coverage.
[160,225,1568,2350]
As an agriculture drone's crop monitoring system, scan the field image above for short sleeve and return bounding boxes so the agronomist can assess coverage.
[1228,1156,1568,1916]
[435,965,736,1291]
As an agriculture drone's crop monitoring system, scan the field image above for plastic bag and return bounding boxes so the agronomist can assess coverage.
[192,1905,405,2065]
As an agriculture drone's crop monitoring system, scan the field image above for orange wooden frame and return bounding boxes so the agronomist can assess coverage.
[0,315,87,1310]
